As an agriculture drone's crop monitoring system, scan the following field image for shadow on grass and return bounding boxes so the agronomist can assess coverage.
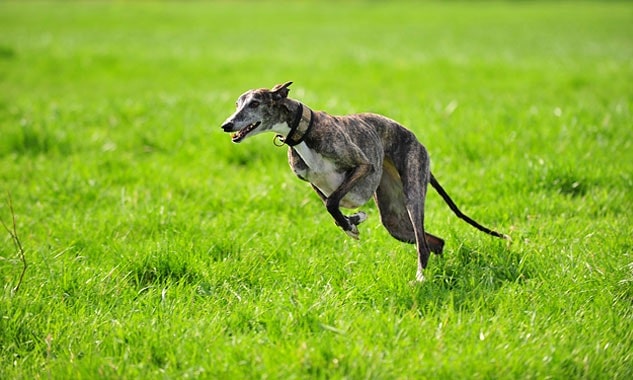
[127,253,200,290]
[529,161,597,198]
[406,243,533,313]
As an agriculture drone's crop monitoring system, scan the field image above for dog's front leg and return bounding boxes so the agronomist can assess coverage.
[311,184,367,235]
[324,164,372,239]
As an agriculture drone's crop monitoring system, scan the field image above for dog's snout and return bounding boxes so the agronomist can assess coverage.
[221,121,234,132]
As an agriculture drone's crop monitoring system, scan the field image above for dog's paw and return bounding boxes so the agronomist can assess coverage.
[415,269,426,283]
[344,224,360,240]
[348,211,367,226]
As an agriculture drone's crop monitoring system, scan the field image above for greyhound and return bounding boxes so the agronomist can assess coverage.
[221,82,509,282]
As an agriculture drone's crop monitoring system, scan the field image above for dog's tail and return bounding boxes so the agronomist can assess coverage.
[430,173,510,240]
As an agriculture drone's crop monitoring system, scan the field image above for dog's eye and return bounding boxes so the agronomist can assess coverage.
[249,101,260,109]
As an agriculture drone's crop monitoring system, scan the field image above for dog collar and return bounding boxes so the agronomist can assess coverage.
[280,103,313,147]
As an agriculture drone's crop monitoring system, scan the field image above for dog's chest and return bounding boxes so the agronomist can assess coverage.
[289,143,345,196]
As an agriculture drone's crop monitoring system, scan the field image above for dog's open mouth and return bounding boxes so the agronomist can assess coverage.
[231,121,261,143]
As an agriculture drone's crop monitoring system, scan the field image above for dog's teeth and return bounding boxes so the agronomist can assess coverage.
[230,122,261,143]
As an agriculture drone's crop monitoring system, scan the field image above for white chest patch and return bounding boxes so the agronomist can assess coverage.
[293,142,345,197]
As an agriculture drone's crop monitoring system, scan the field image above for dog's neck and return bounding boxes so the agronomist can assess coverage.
[274,102,313,147]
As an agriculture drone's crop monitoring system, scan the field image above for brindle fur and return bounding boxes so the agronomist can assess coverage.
[221,82,508,281]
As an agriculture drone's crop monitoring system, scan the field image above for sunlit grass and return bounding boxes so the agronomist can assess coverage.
[1,1,632,378]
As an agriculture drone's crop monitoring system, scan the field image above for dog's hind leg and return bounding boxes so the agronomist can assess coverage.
[394,148,434,282]
[375,158,445,254]
[404,190,432,282]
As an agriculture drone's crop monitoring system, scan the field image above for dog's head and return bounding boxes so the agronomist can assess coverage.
[221,82,293,143]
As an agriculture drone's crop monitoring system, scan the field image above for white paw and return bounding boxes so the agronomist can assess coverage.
[345,224,360,240]
[349,211,367,226]
[354,211,367,224]
[415,270,426,283]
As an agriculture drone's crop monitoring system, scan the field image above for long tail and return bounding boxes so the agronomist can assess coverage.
[430,173,510,240]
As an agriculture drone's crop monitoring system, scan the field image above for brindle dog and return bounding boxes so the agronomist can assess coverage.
[221,82,509,282]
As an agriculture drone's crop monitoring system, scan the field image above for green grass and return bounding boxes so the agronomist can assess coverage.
[1,1,632,378]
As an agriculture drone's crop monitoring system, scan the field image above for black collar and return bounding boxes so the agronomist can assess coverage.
[281,103,313,147]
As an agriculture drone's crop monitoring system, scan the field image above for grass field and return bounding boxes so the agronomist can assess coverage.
[1,1,632,378]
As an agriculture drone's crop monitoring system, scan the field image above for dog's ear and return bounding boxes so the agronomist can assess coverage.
[271,81,292,101]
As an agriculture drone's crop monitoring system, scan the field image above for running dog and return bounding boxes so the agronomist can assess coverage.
[221,82,509,281]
